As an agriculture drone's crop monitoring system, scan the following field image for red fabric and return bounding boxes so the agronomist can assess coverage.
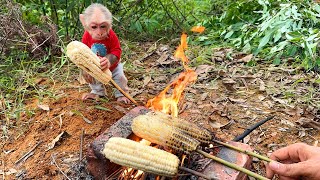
[81,29,122,71]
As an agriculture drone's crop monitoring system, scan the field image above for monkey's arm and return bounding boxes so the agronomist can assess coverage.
[106,54,118,67]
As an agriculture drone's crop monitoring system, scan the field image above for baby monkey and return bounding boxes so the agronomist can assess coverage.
[79,3,130,103]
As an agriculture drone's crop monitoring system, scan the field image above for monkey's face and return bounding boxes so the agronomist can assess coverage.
[87,22,110,40]
[86,9,110,40]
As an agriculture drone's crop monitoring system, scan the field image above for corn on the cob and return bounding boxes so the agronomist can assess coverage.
[132,114,200,154]
[66,41,139,105]
[145,111,212,143]
[103,137,179,177]
[66,41,112,84]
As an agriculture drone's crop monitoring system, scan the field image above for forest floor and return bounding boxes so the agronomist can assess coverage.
[1,42,319,179]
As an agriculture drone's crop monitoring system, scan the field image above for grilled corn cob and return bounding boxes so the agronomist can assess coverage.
[66,41,112,84]
[103,137,179,177]
[144,111,212,143]
[132,114,200,154]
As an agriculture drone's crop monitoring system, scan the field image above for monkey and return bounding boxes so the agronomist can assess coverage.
[79,3,130,104]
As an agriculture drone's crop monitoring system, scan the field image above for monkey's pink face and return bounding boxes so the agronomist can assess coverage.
[88,22,110,40]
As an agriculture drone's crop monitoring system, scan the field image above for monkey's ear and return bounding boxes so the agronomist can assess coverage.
[79,14,86,28]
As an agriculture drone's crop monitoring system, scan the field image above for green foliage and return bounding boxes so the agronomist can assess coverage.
[216,0,320,70]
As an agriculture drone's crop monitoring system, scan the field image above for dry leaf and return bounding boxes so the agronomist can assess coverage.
[281,119,296,127]
[143,76,151,87]
[296,117,320,130]
[47,131,70,151]
[271,97,288,105]
[222,78,236,91]
[78,72,87,84]
[228,97,246,103]
[0,168,17,175]
[209,119,233,129]
[200,92,208,101]
[156,53,170,65]
[38,104,50,111]
[239,54,253,63]
[259,79,266,91]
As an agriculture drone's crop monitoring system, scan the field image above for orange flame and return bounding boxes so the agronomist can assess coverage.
[146,33,197,117]
[191,26,205,33]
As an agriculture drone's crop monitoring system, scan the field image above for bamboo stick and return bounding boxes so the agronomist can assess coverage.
[196,149,269,180]
[212,139,272,162]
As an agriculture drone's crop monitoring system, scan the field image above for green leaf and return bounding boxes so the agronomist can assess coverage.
[257,29,274,51]
[224,31,234,39]
[135,21,143,32]
[273,57,281,65]
[94,106,112,112]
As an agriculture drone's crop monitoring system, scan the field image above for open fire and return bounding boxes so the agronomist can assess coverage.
[118,32,198,179]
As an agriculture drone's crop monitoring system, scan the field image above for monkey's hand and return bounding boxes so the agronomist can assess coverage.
[99,56,110,71]
[82,70,95,84]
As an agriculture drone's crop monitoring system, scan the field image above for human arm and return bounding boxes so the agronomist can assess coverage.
[266,143,320,180]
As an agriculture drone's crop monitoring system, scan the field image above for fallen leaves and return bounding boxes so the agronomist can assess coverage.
[47,131,70,151]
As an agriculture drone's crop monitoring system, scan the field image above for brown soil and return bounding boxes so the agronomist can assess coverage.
[1,80,136,179]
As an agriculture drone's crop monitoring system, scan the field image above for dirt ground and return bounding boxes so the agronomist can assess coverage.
[1,44,319,179]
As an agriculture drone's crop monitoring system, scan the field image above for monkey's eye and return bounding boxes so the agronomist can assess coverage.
[100,25,106,29]
[91,26,97,29]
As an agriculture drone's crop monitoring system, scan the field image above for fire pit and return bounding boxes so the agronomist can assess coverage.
[86,106,253,180]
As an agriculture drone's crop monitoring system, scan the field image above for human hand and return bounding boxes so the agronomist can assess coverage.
[82,70,94,84]
[99,56,110,71]
[266,143,320,180]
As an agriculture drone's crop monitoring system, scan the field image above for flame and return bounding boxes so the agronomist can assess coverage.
[191,26,205,33]
[146,33,197,117]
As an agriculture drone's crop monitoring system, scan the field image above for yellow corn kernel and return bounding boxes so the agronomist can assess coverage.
[132,114,200,154]
[147,111,212,143]
[66,41,112,84]
[103,137,179,177]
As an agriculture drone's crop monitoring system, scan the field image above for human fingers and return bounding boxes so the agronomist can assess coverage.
[270,143,309,162]
[268,160,318,179]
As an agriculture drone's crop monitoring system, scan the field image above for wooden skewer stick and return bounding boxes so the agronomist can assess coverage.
[179,166,215,180]
[109,78,138,106]
[196,149,269,180]
[212,139,272,162]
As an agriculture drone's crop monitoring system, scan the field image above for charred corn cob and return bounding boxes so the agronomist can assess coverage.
[66,41,112,84]
[132,114,200,154]
[145,111,212,143]
[103,137,180,177]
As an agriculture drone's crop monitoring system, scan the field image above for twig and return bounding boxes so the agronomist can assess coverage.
[196,149,269,180]
[179,166,215,180]
[31,35,52,53]
[79,128,84,162]
[212,139,272,162]
[233,116,275,142]
[15,141,42,165]
[51,154,71,180]
[158,0,183,31]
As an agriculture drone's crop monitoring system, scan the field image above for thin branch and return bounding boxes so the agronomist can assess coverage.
[15,141,42,165]
[171,0,188,25]
[158,0,183,31]
[51,154,71,180]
